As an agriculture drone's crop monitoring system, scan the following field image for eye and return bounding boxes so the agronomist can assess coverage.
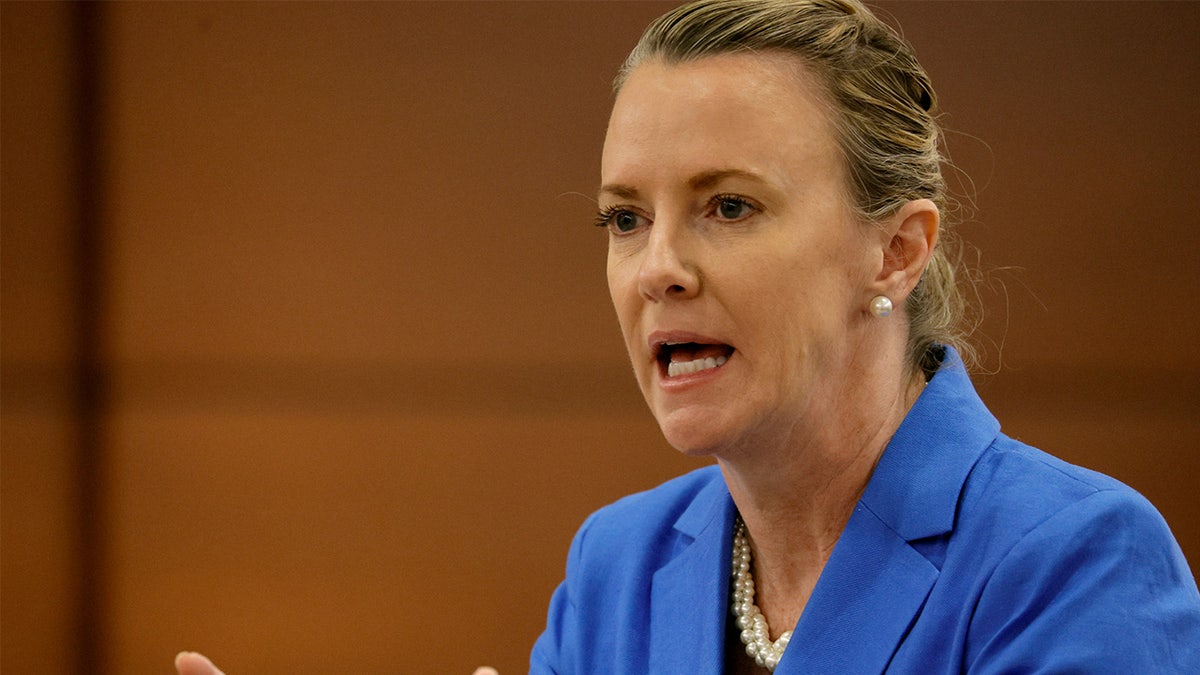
[711,195,757,221]
[595,206,649,235]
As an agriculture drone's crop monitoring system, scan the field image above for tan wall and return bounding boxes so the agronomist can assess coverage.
[3,2,1197,673]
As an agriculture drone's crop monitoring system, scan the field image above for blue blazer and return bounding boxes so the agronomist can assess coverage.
[531,349,1200,673]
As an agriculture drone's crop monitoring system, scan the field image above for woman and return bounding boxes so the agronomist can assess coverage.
[178,1,1200,673]
[529,0,1200,673]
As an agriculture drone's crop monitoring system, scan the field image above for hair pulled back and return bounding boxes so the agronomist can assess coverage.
[617,0,969,373]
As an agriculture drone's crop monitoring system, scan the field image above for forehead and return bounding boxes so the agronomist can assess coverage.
[601,52,841,188]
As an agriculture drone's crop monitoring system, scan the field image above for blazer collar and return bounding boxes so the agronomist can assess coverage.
[777,347,1001,673]
[860,346,1001,541]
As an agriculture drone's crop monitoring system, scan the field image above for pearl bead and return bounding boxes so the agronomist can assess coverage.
[730,516,793,672]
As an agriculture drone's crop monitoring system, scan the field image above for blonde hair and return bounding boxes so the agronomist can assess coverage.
[617,0,971,374]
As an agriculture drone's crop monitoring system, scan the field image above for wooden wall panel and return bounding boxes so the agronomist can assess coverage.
[104,408,694,673]
[1,2,82,673]
[0,410,80,674]
[2,2,1197,674]
[99,3,693,672]
[895,1,1200,372]
[102,1,640,367]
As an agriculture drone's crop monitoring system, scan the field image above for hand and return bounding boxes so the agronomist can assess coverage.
[175,652,225,675]
[176,651,495,675]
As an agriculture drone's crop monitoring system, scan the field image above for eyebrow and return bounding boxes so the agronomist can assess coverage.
[688,168,767,191]
[598,168,768,201]
[597,183,641,201]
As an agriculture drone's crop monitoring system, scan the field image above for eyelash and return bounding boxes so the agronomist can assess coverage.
[594,205,649,237]
[593,194,759,232]
[708,193,757,220]
[593,205,622,228]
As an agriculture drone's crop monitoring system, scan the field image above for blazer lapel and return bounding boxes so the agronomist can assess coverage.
[649,479,735,675]
[775,504,939,674]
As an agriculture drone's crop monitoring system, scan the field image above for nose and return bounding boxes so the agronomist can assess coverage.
[637,222,699,302]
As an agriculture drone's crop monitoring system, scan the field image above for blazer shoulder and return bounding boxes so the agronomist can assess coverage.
[962,445,1200,671]
[968,434,1142,512]
[952,433,1179,572]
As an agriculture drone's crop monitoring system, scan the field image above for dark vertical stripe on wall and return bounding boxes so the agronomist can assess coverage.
[72,3,107,674]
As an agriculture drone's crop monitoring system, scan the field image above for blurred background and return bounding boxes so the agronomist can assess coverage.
[2,1,1197,673]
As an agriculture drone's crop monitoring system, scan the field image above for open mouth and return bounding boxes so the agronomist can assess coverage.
[657,342,736,378]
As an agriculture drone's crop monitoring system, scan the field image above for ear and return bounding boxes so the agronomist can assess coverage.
[871,198,939,304]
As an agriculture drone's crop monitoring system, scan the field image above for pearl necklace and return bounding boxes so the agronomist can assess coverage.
[730,516,792,671]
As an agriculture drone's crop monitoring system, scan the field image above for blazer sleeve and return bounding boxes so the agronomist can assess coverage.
[530,579,572,675]
[531,512,596,675]
[966,487,1200,672]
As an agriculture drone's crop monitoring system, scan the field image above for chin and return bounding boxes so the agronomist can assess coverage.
[655,412,732,458]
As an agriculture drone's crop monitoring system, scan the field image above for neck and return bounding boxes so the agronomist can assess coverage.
[716,363,926,636]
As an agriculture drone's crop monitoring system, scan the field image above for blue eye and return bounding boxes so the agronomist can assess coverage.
[613,211,639,232]
[716,197,753,220]
[596,207,647,235]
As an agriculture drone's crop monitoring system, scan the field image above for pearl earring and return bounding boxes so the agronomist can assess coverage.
[869,295,893,318]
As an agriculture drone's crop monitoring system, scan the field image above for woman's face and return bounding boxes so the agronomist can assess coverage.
[600,53,882,456]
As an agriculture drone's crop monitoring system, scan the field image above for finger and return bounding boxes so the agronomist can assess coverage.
[473,668,499,675]
[175,651,227,675]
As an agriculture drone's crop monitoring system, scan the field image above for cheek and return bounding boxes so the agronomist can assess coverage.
[606,260,638,339]
[605,260,623,311]
[747,254,852,352]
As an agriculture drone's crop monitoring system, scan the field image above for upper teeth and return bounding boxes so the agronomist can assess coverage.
[667,355,727,378]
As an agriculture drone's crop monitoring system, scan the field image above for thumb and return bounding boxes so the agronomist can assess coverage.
[175,651,226,675]
[473,668,499,675]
